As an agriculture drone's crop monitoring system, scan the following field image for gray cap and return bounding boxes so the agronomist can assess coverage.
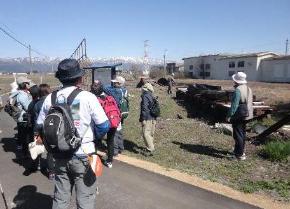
[16,76,31,85]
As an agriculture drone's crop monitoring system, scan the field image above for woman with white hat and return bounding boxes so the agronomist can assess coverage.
[226,72,253,160]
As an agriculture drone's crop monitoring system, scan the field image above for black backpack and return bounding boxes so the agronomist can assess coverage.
[150,96,161,118]
[4,96,22,122]
[43,88,82,156]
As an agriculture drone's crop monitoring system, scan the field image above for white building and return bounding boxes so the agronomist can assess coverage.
[260,56,290,82]
[183,52,278,81]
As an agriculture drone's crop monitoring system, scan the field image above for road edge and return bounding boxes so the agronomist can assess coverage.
[109,153,289,209]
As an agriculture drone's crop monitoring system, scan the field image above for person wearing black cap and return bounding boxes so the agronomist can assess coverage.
[36,59,109,209]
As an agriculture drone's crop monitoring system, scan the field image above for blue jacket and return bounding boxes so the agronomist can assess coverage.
[103,85,127,107]
[16,90,32,122]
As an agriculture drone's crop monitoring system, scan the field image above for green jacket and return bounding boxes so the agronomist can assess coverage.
[227,88,241,118]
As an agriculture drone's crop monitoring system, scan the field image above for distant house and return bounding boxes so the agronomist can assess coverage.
[166,63,184,74]
[260,55,290,82]
[183,54,227,79]
[183,52,278,81]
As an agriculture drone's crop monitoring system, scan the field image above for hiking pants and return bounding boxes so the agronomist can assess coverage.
[107,128,117,162]
[17,122,29,154]
[232,121,246,157]
[142,120,157,152]
[114,130,124,155]
[167,85,173,94]
[52,157,97,209]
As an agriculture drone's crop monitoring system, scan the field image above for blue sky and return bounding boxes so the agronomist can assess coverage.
[0,0,290,61]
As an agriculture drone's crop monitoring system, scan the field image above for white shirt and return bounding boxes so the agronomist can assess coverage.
[37,86,108,155]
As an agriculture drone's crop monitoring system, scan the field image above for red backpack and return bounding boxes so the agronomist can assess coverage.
[98,95,121,129]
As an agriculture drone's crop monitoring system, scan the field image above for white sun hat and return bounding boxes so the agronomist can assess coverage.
[232,72,247,84]
[111,76,125,86]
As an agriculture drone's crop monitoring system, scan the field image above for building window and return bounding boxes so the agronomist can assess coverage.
[200,64,204,70]
[189,65,193,70]
[200,72,210,77]
[228,71,235,77]
[205,64,210,69]
[229,62,235,68]
[238,61,245,68]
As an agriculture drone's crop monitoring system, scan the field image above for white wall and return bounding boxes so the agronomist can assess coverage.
[260,59,290,82]
[183,55,222,79]
[183,54,277,81]
[183,57,201,77]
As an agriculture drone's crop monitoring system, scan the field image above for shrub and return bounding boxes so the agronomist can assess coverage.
[261,141,290,162]
[149,69,166,79]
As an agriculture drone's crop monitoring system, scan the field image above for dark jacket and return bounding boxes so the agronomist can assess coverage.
[139,91,156,122]
[33,96,47,133]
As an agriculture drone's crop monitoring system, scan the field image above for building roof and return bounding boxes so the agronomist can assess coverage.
[183,52,278,60]
[182,54,229,60]
[263,55,290,61]
[219,52,278,60]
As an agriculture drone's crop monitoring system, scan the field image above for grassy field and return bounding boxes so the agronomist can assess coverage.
[0,74,60,95]
[122,79,290,202]
[1,75,289,201]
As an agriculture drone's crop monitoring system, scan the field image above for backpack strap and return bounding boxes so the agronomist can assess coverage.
[51,91,58,106]
[67,88,82,106]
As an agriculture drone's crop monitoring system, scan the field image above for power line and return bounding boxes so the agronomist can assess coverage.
[0,24,48,57]
[0,26,29,49]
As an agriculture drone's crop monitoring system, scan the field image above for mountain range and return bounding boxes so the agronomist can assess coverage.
[0,56,170,73]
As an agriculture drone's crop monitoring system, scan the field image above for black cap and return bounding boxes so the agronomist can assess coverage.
[55,59,85,81]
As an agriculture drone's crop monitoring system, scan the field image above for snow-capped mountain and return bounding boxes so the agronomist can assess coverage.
[0,56,168,72]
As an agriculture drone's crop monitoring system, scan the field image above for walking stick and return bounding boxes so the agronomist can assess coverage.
[0,182,9,209]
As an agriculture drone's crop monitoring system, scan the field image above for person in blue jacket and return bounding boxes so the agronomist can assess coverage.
[15,77,32,157]
[103,76,128,156]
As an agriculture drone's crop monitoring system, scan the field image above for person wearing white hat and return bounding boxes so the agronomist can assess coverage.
[111,75,125,87]
[14,76,33,157]
[103,75,129,156]
[226,72,253,160]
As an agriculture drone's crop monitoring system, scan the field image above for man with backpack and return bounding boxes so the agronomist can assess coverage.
[36,59,109,209]
[103,76,129,156]
[14,77,33,158]
[91,80,121,168]
[33,84,55,179]
[139,83,160,156]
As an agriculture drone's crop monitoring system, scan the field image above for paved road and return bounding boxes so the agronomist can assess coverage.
[0,110,260,209]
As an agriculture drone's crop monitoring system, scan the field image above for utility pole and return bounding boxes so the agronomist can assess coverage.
[286,39,289,55]
[143,40,149,75]
[163,49,167,76]
[29,45,32,74]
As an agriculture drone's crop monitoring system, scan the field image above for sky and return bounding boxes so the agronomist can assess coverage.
[0,0,290,61]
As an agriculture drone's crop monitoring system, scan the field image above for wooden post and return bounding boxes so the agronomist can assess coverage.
[256,114,290,142]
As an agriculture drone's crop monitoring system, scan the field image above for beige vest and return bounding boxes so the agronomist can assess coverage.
[237,84,253,120]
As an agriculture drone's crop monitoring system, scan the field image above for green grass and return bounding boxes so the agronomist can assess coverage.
[241,180,290,200]
[262,141,290,162]
[122,82,290,202]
